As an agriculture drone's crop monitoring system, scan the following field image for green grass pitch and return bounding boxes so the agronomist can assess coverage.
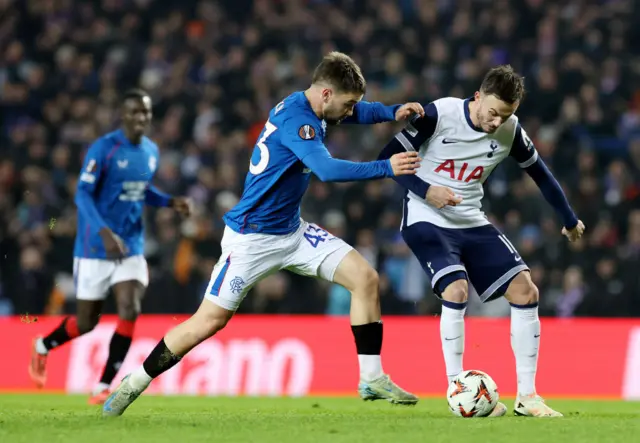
[0,394,638,442]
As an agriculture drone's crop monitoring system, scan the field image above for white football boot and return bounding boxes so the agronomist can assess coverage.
[514,394,563,417]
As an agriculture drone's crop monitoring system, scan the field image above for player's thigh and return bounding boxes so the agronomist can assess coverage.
[203,228,284,312]
[74,257,114,302]
[461,224,529,303]
[401,222,467,298]
[331,249,379,293]
[284,221,355,283]
[110,255,149,289]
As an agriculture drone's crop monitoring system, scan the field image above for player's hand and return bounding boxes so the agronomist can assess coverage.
[389,152,421,175]
[562,220,585,242]
[426,186,463,209]
[170,197,193,217]
[99,228,127,259]
[395,102,425,121]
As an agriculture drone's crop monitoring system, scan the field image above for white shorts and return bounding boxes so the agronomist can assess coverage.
[73,255,149,301]
[205,220,353,311]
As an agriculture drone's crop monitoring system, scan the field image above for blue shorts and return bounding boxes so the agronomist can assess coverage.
[401,222,529,302]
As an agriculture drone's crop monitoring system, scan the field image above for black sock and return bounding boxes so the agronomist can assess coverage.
[351,321,383,355]
[42,317,79,351]
[99,332,133,385]
[142,338,181,378]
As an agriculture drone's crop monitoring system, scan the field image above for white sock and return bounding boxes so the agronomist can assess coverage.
[128,366,153,391]
[93,382,110,395]
[358,355,383,382]
[35,337,48,355]
[440,303,466,383]
[510,304,540,396]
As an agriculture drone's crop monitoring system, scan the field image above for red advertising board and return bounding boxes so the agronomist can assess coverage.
[1,315,639,399]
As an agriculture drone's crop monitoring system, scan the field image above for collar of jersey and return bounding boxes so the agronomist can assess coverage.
[114,129,143,147]
[463,96,484,133]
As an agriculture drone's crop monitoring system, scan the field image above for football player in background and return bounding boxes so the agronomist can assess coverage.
[29,89,192,404]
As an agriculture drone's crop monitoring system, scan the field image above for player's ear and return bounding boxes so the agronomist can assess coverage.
[321,88,332,103]
[474,91,481,101]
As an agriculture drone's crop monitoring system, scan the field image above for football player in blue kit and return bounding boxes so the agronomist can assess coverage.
[29,89,191,404]
[103,52,424,416]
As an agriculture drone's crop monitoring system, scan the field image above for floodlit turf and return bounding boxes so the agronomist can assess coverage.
[0,394,638,443]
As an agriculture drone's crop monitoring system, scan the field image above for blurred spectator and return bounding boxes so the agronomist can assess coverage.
[1,0,639,317]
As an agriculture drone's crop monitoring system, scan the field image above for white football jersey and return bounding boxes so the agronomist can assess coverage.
[395,97,538,229]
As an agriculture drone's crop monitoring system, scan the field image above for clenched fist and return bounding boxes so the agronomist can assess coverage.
[562,220,585,242]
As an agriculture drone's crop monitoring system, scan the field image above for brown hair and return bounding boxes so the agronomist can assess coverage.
[311,51,366,94]
[480,65,525,104]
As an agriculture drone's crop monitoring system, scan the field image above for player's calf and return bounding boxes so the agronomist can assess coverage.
[103,299,233,417]
[30,302,101,388]
[439,277,468,383]
[93,282,144,400]
[333,251,383,379]
[331,250,417,404]
[506,272,542,399]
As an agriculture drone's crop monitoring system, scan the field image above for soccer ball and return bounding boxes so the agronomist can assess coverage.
[446,369,499,417]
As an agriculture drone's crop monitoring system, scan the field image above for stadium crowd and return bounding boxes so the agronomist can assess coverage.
[1,0,639,318]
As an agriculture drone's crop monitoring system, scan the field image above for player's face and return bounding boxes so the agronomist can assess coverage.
[122,96,152,137]
[321,89,363,125]
[474,92,518,134]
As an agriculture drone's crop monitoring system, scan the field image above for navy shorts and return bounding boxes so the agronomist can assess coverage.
[401,222,529,302]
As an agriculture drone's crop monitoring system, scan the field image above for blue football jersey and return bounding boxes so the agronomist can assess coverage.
[74,129,165,258]
[224,92,327,235]
[224,91,400,235]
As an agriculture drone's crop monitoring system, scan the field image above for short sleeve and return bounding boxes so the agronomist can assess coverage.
[395,102,438,151]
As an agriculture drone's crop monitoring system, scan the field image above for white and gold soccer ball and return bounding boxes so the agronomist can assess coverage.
[446,370,499,417]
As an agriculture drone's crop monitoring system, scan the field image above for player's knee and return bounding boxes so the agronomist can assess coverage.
[353,266,380,297]
[116,299,140,321]
[76,316,98,335]
[441,279,469,303]
[506,272,539,306]
[512,282,539,306]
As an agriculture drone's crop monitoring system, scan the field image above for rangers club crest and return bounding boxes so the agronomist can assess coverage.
[229,277,245,295]
[298,124,316,140]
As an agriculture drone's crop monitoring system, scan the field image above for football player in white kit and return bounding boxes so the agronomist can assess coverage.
[378,65,585,417]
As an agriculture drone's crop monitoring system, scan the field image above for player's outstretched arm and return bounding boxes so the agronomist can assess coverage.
[510,125,585,241]
[378,136,430,197]
[341,101,424,125]
[302,143,420,182]
[283,117,419,182]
